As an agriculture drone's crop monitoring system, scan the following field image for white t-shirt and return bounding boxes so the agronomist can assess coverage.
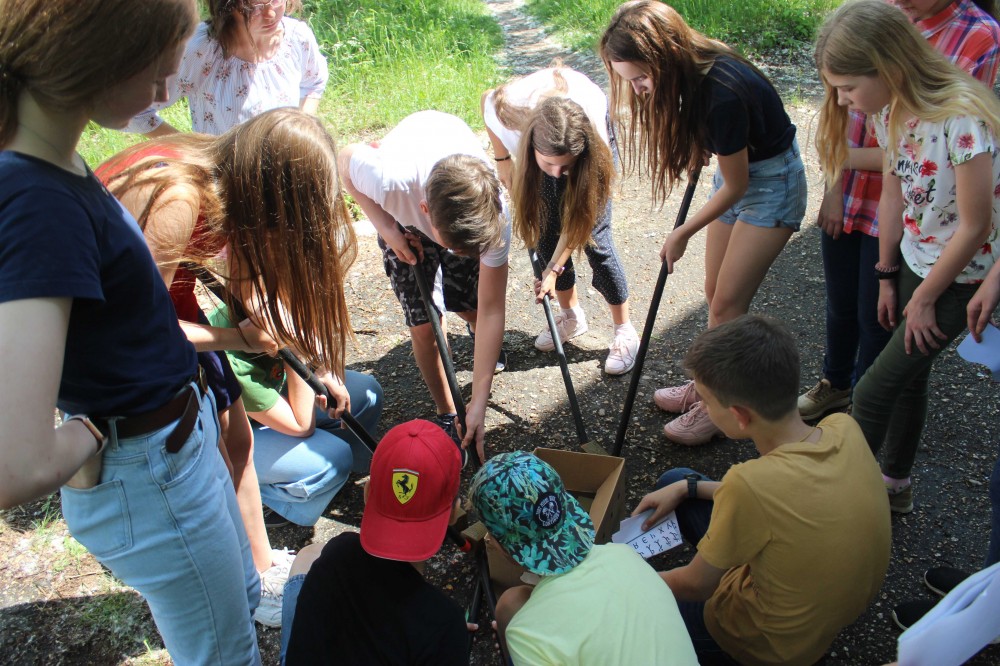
[127,18,328,135]
[349,111,511,268]
[874,106,1000,282]
[482,68,610,155]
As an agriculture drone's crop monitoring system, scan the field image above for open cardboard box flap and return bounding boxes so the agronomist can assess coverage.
[485,447,626,591]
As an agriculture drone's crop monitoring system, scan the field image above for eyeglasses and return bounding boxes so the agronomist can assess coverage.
[248,0,286,16]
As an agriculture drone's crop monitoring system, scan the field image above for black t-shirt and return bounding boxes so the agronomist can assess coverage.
[701,55,796,162]
[0,151,196,416]
[285,532,469,666]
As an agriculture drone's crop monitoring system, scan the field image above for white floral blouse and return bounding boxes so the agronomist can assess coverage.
[126,17,328,135]
[874,106,1000,283]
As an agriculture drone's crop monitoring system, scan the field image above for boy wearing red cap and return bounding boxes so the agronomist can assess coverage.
[280,419,468,665]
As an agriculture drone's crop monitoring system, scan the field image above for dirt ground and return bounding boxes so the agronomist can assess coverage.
[2,1,1000,664]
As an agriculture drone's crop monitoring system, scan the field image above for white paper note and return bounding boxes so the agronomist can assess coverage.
[957,323,1000,381]
[612,510,683,559]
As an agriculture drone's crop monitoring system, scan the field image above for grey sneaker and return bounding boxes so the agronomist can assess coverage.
[534,309,588,352]
[254,553,293,628]
[798,379,851,420]
[887,483,913,514]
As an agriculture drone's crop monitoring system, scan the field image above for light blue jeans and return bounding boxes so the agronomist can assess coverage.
[255,371,383,526]
[279,573,308,664]
[61,386,261,666]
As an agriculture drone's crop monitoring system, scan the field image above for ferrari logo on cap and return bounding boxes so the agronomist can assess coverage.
[393,469,419,504]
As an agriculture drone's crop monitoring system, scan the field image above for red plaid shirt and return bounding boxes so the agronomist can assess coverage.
[841,0,1000,236]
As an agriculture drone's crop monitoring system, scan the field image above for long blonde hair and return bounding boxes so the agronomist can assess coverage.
[512,96,614,251]
[492,61,570,135]
[599,0,768,205]
[816,0,1000,187]
[101,108,356,373]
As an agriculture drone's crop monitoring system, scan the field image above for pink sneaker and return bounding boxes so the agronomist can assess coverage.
[663,401,723,446]
[653,380,700,413]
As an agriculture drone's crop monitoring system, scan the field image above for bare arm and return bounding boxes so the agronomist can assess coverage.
[245,362,318,437]
[660,553,727,602]
[876,160,905,331]
[300,97,320,115]
[462,261,508,461]
[481,90,513,189]
[0,298,102,508]
[847,146,883,172]
[535,231,574,302]
[903,153,995,354]
[660,149,749,271]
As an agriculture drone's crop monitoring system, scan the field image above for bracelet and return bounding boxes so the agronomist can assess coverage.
[494,154,511,162]
[874,263,900,281]
[551,265,565,276]
[65,414,108,456]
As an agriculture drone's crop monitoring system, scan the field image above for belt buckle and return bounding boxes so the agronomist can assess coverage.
[195,366,208,395]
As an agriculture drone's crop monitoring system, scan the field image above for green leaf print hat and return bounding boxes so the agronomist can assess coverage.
[470,451,595,575]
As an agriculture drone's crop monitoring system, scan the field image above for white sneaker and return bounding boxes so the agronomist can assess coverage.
[605,330,639,375]
[534,309,588,352]
[254,549,294,628]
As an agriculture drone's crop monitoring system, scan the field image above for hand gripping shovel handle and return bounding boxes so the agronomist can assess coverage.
[185,264,379,454]
[409,255,483,469]
[528,251,589,446]
[612,169,701,457]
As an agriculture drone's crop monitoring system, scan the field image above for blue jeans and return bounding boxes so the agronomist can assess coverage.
[713,140,807,231]
[279,573,308,664]
[820,228,891,389]
[654,469,737,665]
[989,448,1000,567]
[256,371,383,526]
[61,386,261,665]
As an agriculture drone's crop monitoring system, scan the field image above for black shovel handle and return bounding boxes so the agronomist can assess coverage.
[612,169,701,457]
[529,251,589,446]
[409,253,483,469]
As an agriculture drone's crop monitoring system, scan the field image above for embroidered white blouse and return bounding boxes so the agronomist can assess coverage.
[127,17,328,135]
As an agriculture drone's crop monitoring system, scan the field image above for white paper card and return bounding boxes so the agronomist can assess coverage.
[612,510,683,559]
[957,323,1000,381]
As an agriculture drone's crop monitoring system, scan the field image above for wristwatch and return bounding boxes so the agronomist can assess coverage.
[685,473,699,500]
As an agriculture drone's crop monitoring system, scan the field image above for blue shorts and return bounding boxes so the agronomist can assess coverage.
[713,139,806,231]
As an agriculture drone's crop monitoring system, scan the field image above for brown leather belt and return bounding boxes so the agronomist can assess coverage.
[95,369,208,453]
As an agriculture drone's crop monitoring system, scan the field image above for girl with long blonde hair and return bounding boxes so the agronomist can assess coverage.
[816,0,1000,512]
[487,78,638,374]
[0,0,264,660]
[100,107,381,627]
[600,0,807,444]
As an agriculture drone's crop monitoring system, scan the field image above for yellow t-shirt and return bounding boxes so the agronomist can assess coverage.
[699,413,891,666]
[506,544,698,666]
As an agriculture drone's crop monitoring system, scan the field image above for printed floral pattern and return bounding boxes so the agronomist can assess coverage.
[874,108,1000,283]
[126,17,327,135]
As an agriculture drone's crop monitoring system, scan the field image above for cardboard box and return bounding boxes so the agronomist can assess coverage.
[485,447,626,590]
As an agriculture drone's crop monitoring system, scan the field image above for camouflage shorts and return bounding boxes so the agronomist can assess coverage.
[378,227,480,328]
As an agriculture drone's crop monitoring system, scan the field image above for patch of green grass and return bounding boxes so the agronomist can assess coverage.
[78,0,504,169]
[305,0,505,139]
[524,0,841,54]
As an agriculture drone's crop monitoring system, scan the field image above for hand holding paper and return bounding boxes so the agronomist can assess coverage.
[612,510,683,559]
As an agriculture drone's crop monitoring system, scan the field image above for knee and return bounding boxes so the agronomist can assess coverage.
[708,297,743,326]
[656,468,698,490]
[289,543,324,577]
[409,323,437,347]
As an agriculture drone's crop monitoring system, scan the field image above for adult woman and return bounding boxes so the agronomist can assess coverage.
[816,0,1000,512]
[600,0,807,444]
[128,0,327,136]
[487,75,638,375]
[0,0,261,662]
[100,108,380,624]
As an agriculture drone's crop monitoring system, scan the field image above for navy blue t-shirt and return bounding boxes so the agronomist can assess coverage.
[0,152,196,416]
[701,55,796,162]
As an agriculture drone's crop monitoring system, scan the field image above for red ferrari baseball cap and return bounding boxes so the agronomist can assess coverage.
[360,419,462,561]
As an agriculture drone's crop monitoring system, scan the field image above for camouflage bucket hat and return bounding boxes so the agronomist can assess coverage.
[470,451,595,575]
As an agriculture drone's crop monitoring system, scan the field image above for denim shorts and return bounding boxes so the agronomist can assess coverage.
[712,139,807,231]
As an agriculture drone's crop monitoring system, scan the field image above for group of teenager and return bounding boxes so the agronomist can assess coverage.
[1,0,999,663]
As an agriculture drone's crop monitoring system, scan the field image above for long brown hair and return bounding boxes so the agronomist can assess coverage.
[0,0,197,147]
[512,97,614,252]
[101,108,356,373]
[815,0,1000,187]
[207,0,303,59]
[599,0,768,205]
